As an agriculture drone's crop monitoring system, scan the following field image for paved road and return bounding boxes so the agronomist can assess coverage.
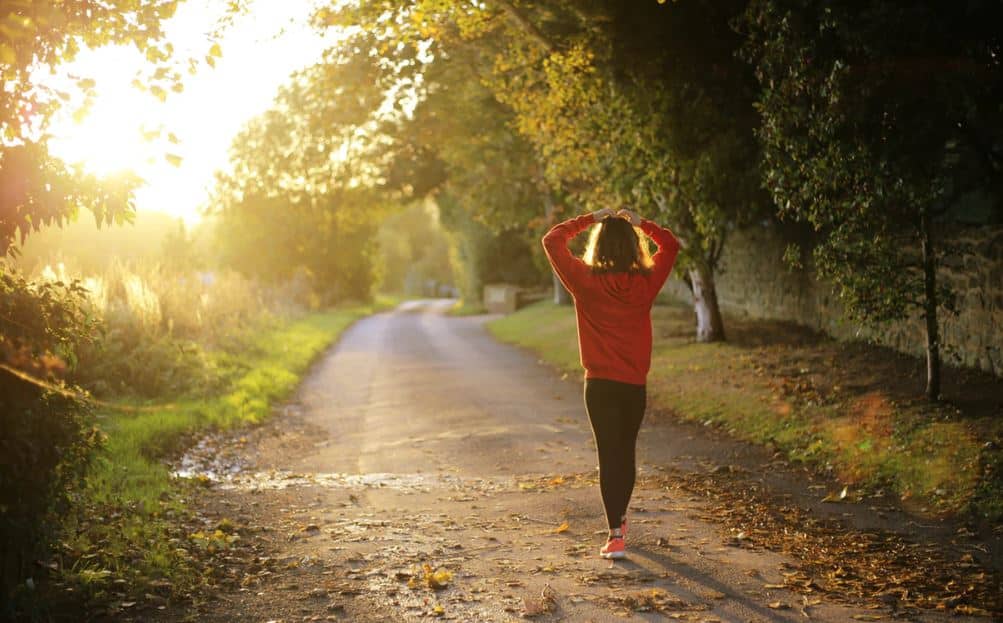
[169,300,984,623]
[291,298,596,478]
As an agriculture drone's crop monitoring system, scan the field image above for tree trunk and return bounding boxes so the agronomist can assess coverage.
[689,263,725,342]
[920,207,941,400]
[552,272,571,305]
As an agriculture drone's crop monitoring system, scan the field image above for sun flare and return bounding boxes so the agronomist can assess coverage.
[50,63,161,178]
[41,0,332,224]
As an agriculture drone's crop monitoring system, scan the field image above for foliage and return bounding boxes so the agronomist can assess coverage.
[740,0,1003,395]
[0,0,186,256]
[32,258,294,398]
[437,194,545,304]
[212,47,390,304]
[0,1,221,605]
[376,201,453,295]
[741,0,1000,320]
[0,262,101,612]
[366,22,553,301]
[323,0,770,340]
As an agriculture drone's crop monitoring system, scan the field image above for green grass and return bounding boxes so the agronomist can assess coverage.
[487,301,1001,520]
[59,303,386,602]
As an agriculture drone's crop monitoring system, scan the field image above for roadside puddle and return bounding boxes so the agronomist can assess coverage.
[173,446,515,493]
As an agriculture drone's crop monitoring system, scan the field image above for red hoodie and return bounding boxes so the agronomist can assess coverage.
[542,214,680,386]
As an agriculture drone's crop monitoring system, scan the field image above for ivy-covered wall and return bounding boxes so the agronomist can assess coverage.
[663,223,1003,377]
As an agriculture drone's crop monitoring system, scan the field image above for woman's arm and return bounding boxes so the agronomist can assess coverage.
[641,219,680,284]
[542,209,611,295]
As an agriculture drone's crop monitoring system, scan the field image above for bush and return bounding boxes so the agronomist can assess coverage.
[0,264,101,616]
[35,260,283,399]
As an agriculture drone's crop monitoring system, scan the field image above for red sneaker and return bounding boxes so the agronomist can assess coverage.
[600,536,626,559]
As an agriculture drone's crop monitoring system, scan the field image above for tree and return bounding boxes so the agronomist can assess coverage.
[323,0,770,340]
[0,0,191,256]
[741,0,1003,398]
[211,45,392,303]
[383,39,559,304]
[375,201,453,295]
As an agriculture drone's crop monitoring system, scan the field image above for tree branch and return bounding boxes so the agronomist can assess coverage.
[492,0,557,54]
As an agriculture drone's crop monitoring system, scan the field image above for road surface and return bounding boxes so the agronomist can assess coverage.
[161,300,989,622]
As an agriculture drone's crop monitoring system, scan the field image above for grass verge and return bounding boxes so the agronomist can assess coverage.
[487,301,1003,523]
[55,301,391,611]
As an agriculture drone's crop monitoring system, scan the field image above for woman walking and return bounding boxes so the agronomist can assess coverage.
[542,207,680,559]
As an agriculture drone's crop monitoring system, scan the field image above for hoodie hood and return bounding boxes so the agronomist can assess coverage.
[595,271,651,306]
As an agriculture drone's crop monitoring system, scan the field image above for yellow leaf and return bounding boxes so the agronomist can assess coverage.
[421,564,451,590]
[209,42,222,58]
[165,153,183,167]
[553,521,569,534]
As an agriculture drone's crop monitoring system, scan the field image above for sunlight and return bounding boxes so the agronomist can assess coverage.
[47,47,157,178]
[42,0,335,225]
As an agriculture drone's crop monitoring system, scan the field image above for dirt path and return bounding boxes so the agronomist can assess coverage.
[156,300,995,622]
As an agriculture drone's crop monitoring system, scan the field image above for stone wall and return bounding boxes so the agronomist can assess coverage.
[662,222,1003,377]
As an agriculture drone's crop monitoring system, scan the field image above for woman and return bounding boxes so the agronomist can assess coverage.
[542,207,680,559]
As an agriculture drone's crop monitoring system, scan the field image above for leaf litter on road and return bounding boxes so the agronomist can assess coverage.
[649,467,1000,616]
[522,583,557,618]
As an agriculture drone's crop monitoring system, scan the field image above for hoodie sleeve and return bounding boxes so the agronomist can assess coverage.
[542,214,595,297]
[641,219,681,294]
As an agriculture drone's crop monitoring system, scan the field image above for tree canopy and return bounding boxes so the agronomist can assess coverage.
[0,0,194,256]
[742,0,1003,396]
[319,0,771,339]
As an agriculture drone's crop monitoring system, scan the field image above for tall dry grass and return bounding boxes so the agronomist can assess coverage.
[34,259,308,398]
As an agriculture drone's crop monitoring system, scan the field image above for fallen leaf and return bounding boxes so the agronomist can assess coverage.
[553,521,569,534]
[523,597,549,617]
[821,486,849,503]
[421,564,452,590]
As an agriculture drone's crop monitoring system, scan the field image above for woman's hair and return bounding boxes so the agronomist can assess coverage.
[582,217,653,274]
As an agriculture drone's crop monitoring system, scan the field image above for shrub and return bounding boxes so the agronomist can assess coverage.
[0,264,101,615]
[38,259,283,399]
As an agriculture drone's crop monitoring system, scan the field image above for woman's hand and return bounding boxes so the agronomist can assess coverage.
[592,207,615,222]
[617,208,642,226]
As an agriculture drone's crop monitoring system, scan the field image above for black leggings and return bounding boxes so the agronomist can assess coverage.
[584,377,646,531]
